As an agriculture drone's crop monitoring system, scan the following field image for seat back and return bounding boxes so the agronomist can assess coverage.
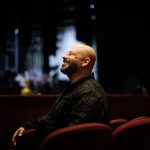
[112,117,150,150]
[14,129,38,150]
[39,123,112,150]
[129,116,148,122]
[110,119,128,131]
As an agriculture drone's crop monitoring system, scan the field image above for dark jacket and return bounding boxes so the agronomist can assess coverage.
[22,75,110,135]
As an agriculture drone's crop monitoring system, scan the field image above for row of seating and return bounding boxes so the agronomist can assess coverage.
[14,116,150,150]
[112,116,150,150]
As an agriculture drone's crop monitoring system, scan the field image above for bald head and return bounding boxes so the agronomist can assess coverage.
[70,44,96,69]
[61,44,96,82]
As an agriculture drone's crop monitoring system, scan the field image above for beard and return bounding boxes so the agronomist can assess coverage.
[60,62,78,76]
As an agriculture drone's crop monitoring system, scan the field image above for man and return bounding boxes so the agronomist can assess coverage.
[12,44,110,149]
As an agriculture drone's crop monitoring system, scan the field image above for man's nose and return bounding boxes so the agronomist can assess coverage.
[62,55,66,59]
[62,53,68,59]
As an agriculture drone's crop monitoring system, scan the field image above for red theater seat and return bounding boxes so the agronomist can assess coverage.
[112,117,150,150]
[39,123,112,150]
[129,116,148,122]
[110,119,128,131]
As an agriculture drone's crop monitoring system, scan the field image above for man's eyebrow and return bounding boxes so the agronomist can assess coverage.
[68,50,76,54]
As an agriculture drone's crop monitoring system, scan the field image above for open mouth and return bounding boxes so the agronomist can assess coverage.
[62,62,68,67]
[62,59,69,66]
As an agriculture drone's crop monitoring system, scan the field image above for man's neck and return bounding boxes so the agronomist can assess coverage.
[69,72,92,84]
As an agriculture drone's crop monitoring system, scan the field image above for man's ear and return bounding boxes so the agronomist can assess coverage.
[82,57,90,67]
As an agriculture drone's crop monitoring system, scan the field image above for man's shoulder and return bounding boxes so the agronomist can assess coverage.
[77,78,106,95]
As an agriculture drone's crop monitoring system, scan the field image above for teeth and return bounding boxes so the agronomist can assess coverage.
[62,63,67,65]
[63,62,66,64]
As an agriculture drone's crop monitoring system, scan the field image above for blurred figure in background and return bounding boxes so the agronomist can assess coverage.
[0,70,22,95]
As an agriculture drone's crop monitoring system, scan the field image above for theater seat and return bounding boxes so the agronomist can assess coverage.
[39,123,112,150]
[14,129,38,150]
[110,118,128,131]
[112,117,150,150]
[129,116,148,122]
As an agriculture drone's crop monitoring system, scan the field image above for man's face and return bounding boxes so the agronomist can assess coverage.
[60,48,83,76]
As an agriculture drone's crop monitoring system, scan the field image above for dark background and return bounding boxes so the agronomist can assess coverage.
[0,0,150,93]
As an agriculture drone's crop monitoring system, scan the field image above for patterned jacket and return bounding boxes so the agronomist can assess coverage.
[22,75,110,135]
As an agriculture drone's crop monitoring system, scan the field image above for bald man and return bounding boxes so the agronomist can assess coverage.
[12,44,110,149]
[61,44,96,83]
